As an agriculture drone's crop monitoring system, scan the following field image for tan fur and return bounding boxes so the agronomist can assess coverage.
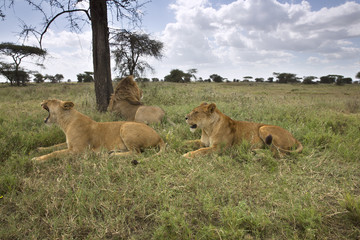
[32,99,165,162]
[183,103,303,158]
[108,76,165,124]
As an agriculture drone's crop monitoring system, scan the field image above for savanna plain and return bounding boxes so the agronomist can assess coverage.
[0,81,359,239]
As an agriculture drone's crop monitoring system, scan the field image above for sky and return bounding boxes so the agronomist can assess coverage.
[0,0,360,82]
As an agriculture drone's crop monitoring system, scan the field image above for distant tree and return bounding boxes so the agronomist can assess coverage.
[210,74,223,82]
[77,73,84,83]
[33,73,45,83]
[302,76,317,84]
[44,74,56,83]
[255,78,264,82]
[135,77,150,82]
[152,78,159,82]
[16,70,31,84]
[0,62,15,84]
[187,69,197,81]
[320,75,343,84]
[0,66,31,85]
[342,77,352,84]
[54,74,64,83]
[356,72,360,80]
[267,77,274,83]
[164,69,190,83]
[0,42,46,86]
[320,75,335,84]
[77,72,94,83]
[243,76,253,82]
[274,72,298,83]
[111,30,164,77]
[336,76,352,85]
[83,72,94,82]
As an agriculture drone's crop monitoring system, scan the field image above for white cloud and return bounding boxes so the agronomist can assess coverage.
[155,0,360,79]
[19,30,93,81]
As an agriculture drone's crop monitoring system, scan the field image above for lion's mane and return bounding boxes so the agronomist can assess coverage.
[109,76,142,106]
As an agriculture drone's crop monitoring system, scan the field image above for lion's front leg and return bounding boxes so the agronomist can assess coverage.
[32,149,70,162]
[185,139,206,149]
[37,142,67,152]
[182,146,217,159]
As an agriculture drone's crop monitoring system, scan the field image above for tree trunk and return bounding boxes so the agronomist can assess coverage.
[90,0,113,112]
[15,64,20,86]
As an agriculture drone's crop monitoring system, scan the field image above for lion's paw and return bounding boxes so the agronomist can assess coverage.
[182,152,193,159]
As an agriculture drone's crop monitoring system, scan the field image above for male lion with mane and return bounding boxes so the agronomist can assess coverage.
[108,75,165,124]
[32,99,165,162]
[183,103,303,158]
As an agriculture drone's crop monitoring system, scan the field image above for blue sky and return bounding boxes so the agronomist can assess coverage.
[1,0,360,82]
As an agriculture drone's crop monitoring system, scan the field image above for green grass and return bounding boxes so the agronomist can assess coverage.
[0,82,360,239]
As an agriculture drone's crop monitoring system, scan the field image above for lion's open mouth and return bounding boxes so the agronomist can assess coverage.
[189,124,197,133]
[42,104,50,123]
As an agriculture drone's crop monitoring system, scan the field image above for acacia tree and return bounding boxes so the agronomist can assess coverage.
[33,73,44,83]
[0,42,46,86]
[187,68,197,81]
[356,72,360,81]
[111,30,163,77]
[164,69,188,83]
[273,72,299,83]
[302,76,317,84]
[210,74,223,82]
[77,71,94,83]
[5,0,146,111]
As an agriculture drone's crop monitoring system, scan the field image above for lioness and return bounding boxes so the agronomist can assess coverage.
[108,76,165,124]
[183,103,303,158]
[32,99,165,162]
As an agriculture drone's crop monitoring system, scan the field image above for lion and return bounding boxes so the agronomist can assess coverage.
[183,103,303,158]
[108,75,165,124]
[32,99,165,162]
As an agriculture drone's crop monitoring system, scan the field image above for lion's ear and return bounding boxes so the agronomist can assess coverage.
[61,101,74,110]
[208,103,216,113]
[124,75,134,83]
[200,102,208,106]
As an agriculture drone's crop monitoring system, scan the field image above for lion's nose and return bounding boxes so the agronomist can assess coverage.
[185,116,188,120]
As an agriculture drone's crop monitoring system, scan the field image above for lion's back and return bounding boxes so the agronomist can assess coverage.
[135,106,165,124]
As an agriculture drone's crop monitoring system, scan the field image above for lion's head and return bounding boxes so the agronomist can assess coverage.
[185,103,217,132]
[41,99,74,124]
[108,76,143,111]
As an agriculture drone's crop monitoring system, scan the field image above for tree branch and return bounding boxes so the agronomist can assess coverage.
[39,8,90,48]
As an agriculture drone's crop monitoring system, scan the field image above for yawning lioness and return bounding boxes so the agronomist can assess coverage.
[32,99,165,162]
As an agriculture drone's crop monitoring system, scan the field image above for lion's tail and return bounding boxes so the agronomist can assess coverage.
[278,139,303,154]
[156,138,166,156]
[280,140,303,154]
[132,138,166,165]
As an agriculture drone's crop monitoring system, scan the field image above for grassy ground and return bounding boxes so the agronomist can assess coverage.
[0,82,359,239]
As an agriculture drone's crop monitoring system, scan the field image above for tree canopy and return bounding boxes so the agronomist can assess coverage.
[273,72,299,83]
[356,72,360,80]
[0,42,47,86]
[111,30,164,77]
[164,69,189,83]
[210,74,223,82]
